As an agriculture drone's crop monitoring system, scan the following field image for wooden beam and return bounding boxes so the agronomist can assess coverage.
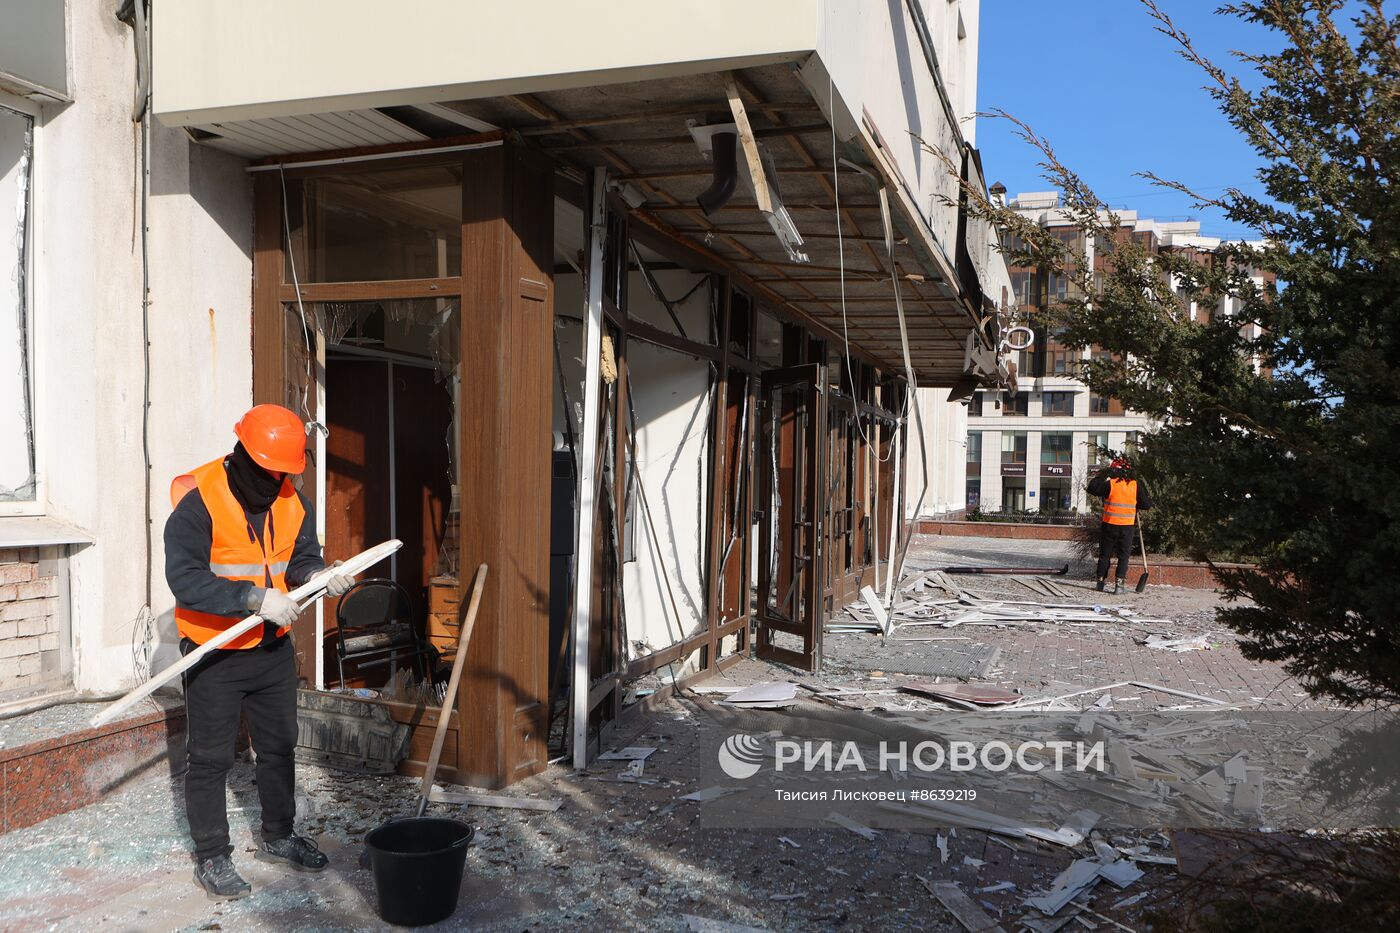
[279,277,462,303]
[455,143,553,788]
[616,166,830,182]
[516,100,821,135]
[252,174,285,405]
[725,73,772,214]
[539,124,828,151]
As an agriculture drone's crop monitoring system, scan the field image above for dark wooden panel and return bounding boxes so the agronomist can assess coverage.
[391,364,453,620]
[280,277,462,303]
[455,143,554,787]
[324,358,392,687]
[252,174,285,405]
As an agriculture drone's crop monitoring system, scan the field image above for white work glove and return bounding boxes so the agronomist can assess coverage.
[258,588,301,627]
[324,561,354,598]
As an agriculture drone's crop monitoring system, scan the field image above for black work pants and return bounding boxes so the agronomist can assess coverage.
[182,635,298,861]
[1096,522,1136,582]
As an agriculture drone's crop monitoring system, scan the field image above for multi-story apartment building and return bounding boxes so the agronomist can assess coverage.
[964,190,1267,514]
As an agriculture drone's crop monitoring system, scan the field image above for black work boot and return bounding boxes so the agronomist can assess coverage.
[256,834,329,872]
[194,853,251,900]
[1113,579,1124,595]
[1096,578,1106,592]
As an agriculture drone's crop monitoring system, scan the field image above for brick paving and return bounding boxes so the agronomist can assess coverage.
[871,534,1324,712]
[0,534,1341,932]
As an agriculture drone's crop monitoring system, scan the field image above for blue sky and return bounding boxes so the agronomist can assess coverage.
[975,0,1282,241]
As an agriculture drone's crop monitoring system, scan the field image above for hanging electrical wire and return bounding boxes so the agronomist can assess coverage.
[277,165,321,427]
[128,0,156,684]
[829,79,896,464]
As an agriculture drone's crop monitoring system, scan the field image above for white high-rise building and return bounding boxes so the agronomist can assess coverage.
[964,191,1269,514]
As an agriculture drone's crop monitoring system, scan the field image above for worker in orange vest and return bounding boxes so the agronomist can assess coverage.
[1086,456,1153,594]
[165,404,353,900]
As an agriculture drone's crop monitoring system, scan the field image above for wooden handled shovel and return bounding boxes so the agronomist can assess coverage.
[416,563,488,818]
[1135,523,1151,593]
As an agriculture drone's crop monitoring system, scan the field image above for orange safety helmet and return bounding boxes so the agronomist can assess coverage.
[234,404,307,474]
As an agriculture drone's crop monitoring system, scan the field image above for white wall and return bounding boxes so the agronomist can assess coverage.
[154,0,819,125]
[552,270,715,674]
[908,387,969,517]
[806,0,964,266]
[621,341,712,665]
[24,3,253,693]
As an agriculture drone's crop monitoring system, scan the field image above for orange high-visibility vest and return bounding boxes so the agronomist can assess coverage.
[1102,477,1138,526]
[170,458,306,648]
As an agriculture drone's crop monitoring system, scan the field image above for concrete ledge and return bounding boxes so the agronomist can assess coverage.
[912,523,1258,591]
[0,701,185,834]
[1146,559,1255,590]
[916,519,1079,541]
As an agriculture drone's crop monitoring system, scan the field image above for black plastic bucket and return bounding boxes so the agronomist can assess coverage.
[365,817,474,926]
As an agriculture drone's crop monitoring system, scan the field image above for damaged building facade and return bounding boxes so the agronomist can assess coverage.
[0,0,1010,789]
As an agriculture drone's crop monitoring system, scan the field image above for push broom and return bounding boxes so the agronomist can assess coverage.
[1135,522,1151,593]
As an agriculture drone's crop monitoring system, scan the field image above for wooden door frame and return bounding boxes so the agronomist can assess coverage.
[754,362,826,671]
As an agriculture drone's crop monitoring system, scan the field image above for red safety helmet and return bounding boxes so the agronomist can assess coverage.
[234,404,307,474]
[1111,456,1132,471]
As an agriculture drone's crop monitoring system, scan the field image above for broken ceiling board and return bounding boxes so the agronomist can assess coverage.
[1222,752,1248,784]
[1106,744,1140,781]
[880,800,1083,848]
[597,746,657,761]
[684,916,772,933]
[860,586,892,636]
[199,108,428,159]
[924,880,1009,933]
[1095,858,1145,889]
[1023,858,1103,916]
[1232,769,1264,813]
[680,785,743,802]
[428,787,562,812]
[899,682,1021,706]
[721,681,799,705]
[826,811,881,841]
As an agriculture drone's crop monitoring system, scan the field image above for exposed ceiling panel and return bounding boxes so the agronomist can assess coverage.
[181,63,982,384]
[192,108,428,158]
[469,65,980,384]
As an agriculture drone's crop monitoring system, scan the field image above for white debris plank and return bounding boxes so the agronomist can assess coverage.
[826,810,880,840]
[1024,859,1102,916]
[880,801,1082,848]
[681,785,741,802]
[723,682,798,705]
[1108,744,1139,781]
[1233,768,1264,813]
[597,746,656,761]
[684,916,771,933]
[861,586,892,636]
[429,788,562,812]
[923,879,1009,933]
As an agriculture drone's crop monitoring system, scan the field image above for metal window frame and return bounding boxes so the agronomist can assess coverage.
[0,90,43,516]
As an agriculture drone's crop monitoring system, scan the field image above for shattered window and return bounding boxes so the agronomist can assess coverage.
[626,239,718,345]
[283,163,462,283]
[311,298,461,381]
[0,105,35,503]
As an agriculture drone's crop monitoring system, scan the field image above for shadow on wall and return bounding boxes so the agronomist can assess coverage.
[148,125,253,261]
